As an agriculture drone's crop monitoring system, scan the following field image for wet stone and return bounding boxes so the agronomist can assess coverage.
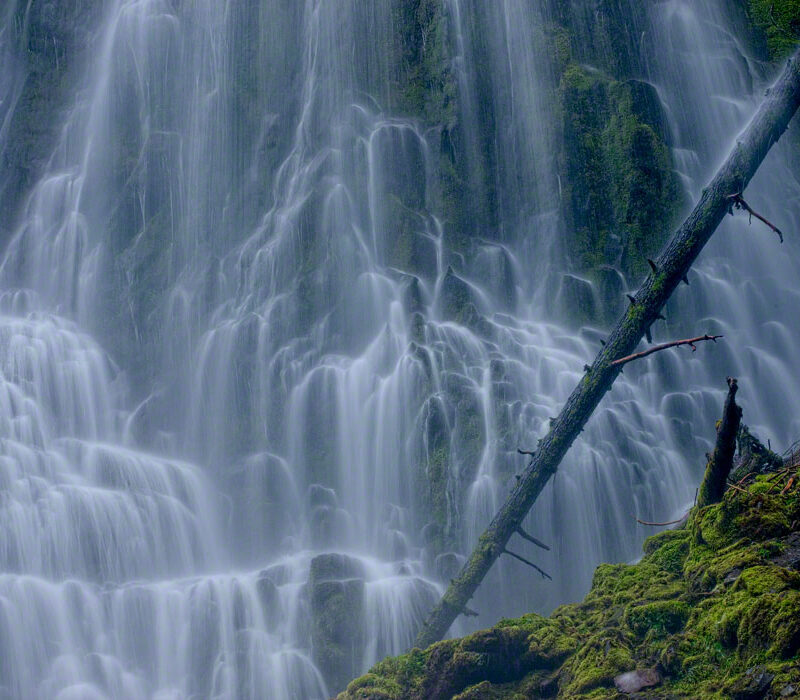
[307,483,338,509]
[435,552,464,582]
[771,532,800,571]
[728,666,775,700]
[557,273,597,323]
[614,668,661,694]
[309,552,366,583]
[255,574,280,631]
[724,567,744,586]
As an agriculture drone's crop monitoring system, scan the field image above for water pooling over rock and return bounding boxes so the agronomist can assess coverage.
[0,0,798,697]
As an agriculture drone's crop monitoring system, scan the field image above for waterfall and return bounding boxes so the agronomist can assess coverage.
[0,0,798,697]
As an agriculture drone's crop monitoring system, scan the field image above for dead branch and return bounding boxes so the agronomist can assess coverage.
[501,549,552,580]
[633,514,687,527]
[727,193,784,243]
[515,526,550,551]
[611,335,723,366]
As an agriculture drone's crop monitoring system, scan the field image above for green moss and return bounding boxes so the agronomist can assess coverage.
[426,445,451,552]
[626,599,690,636]
[546,24,572,72]
[339,473,800,699]
[344,672,401,699]
[644,529,691,575]
[390,0,455,128]
[309,556,367,693]
[748,0,800,60]
[557,58,683,311]
[561,637,634,695]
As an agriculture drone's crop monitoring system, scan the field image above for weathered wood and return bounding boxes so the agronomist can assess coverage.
[414,49,800,650]
[696,377,743,509]
[610,334,723,366]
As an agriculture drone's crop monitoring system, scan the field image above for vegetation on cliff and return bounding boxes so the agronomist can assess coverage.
[748,0,800,60]
[556,39,683,289]
[339,453,800,699]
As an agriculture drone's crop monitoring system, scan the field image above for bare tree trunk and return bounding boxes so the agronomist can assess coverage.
[696,377,743,509]
[414,49,800,650]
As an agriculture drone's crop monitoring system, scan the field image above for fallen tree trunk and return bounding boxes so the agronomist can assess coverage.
[414,49,800,650]
[696,377,743,509]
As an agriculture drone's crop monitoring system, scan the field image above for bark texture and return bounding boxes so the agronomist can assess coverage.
[414,49,800,650]
[696,378,743,509]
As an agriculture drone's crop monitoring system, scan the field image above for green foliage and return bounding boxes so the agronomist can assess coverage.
[390,0,456,128]
[338,478,800,699]
[559,63,683,284]
[748,0,800,60]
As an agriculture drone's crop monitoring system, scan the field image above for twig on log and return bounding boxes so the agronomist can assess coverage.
[727,193,784,243]
[767,468,792,482]
[461,606,479,617]
[697,377,743,509]
[501,549,552,580]
[516,526,550,551]
[611,335,723,367]
[517,448,536,457]
[413,50,800,650]
[633,514,687,527]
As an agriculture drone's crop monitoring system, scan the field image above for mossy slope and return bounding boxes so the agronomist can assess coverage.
[339,473,800,699]
[748,0,800,60]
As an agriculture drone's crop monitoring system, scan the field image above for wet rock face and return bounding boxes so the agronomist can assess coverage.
[308,553,367,694]
[557,273,597,324]
[2,0,106,239]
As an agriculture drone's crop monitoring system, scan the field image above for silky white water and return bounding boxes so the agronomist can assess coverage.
[0,1,798,697]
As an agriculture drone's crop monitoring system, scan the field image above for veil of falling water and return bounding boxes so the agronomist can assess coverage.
[0,0,799,697]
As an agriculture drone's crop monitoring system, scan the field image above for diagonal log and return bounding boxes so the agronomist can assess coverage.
[414,49,800,650]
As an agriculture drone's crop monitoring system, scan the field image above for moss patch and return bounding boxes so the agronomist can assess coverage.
[748,0,800,60]
[339,471,800,699]
[559,63,683,287]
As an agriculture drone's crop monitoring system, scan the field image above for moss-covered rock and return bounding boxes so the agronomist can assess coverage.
[558,62,683,289]
[309,553,367,694]
[339,463,800,699]
[748,0,800,60]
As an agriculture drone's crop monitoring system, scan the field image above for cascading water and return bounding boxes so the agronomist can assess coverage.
[0,0,798,698]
